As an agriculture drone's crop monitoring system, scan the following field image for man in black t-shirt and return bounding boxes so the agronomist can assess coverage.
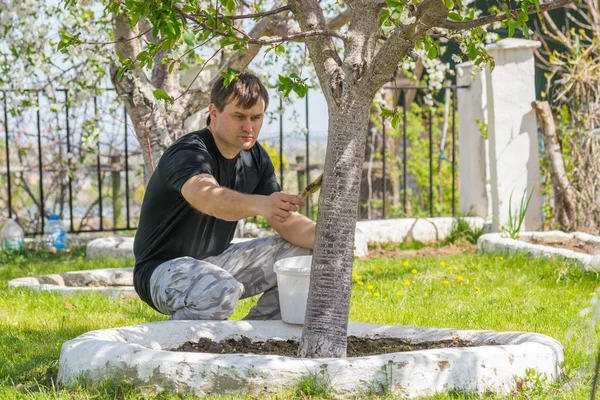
[133,72,315,320]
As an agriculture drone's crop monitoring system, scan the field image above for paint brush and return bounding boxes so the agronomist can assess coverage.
[299,173,323,199]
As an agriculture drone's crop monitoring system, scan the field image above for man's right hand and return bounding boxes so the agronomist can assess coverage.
[259,192,306,223]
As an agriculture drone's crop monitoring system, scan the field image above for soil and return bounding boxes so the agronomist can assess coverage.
[521,236,600,255]
[367,243,477,259]
[171,336,478,357]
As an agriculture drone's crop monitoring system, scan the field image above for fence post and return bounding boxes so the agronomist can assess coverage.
[111,155,122,229]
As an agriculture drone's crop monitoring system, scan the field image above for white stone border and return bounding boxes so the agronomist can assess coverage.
[7,267,136,297]
[477,231,600,271]
[58,320,563,398]
[85,217,486,260]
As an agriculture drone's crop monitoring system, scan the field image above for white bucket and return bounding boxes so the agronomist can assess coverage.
[273,255,312,325]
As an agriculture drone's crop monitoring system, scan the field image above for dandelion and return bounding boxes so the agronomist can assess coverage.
[370,265,375,270]
[367,284,374,290]
[403,281,411,286]
[474,286,481,292]
[402,261,409,267]
[411,269,417,274]
[447,266,453,271]
[373,292,380,297]
[352,273,361,280]
[440,261,446,267]
[499,256,504,261]
[457,275,464,282]
[396,291,404,296]
[357,281,364,286]
[443,280,450,285]
[387,267,393,271]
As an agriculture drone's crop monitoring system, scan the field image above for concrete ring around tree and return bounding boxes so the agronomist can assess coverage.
[477,231,600,271]
[7,267,136,297]
[57,320,563,398]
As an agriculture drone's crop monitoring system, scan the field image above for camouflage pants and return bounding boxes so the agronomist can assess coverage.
[149,236,312,320]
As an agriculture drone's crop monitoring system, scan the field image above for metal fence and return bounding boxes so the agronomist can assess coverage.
[1,83,466,236]
[1,89,144,236]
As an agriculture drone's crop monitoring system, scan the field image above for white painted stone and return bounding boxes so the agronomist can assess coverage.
[355,217,486,244]
[57,320,563,398]
[87,235,369,258]
[86,217,484,261]
[86,236,135,259]
[477,231,600,271]
[7,267,136,297]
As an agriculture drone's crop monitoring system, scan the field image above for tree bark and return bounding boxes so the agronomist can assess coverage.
[298,94,372,358]
[531,101,577,230]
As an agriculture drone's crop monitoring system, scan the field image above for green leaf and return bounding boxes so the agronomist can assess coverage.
[517,12,528,22]
[427,46,437,59]
[116,66,128,82]
[183,30,195,47]
[468,45,478,61]
[448,12,462,21]
[153,88,172,103]
[385,0,404,7]
[221,68,239,87]
[278,74,293,85]
[380,106,394,118]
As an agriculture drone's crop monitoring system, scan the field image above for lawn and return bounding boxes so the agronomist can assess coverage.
[0,244,599,399]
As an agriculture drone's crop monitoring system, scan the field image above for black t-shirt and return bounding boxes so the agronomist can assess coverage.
[133,128,280,310]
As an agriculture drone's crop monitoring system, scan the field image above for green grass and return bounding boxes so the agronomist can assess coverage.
[1,246,599,399]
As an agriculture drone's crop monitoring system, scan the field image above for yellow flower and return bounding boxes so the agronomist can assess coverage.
[403,281,411,286]
[367,284,374,290]
[396,291,403,296]
[443,280,450,285]
[357,281,364,286]
[447,266,453,271]
[440,261,446,267]
[411,269,417,274]
[499,256,504,261]
[402,261,409,267]
[352,273,361,280]
[474,286,481,292]
[457,275,464,282]
[387,267,393,271]
[373,292,380,297]
[370,265,375,270]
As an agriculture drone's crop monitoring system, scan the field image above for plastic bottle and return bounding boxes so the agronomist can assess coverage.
[44,214,67,251]
[1,218,24,251]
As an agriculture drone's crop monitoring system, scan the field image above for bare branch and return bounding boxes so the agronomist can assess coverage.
[225,6,291,20]
[437,0,575,30]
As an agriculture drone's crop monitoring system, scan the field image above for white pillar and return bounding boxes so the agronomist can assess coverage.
[457,62,489,219]
[457,38,543,232]
[486,38,543,232]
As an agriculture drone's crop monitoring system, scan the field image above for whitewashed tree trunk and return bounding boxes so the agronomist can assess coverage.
[298,96,372,357]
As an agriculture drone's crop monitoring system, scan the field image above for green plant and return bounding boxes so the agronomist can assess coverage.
[295,368,333,398]
[503,189,534,240]
[442,217,484,246]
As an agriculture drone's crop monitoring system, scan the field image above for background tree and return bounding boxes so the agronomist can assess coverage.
[4,0,573,358]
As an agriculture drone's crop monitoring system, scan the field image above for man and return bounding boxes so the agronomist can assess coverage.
[133,72,316,320]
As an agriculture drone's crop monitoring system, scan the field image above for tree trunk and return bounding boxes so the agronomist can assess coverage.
[298,95,371,358]
[531,101,577,230]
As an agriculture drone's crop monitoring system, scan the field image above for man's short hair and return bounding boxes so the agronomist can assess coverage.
[206,71,269,125]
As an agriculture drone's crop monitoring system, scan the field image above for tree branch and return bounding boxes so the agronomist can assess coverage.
[225,6,290,20]
[288,0,343,106]
[437,0,575,30]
